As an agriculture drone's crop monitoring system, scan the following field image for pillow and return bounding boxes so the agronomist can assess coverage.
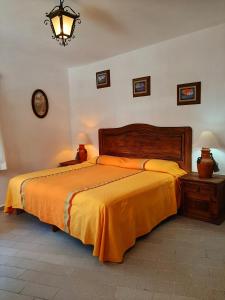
[96,155,148,170]
[87,156,99,164]
[144,159,186,177]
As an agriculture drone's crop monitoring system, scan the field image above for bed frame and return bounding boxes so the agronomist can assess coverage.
[99,123,192,172]
[15,123,192,232]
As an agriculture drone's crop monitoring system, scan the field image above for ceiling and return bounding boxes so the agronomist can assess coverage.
[1,0,225,68]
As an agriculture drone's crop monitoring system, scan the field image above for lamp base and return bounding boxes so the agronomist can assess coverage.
[197,148,214,178]
[77,144,87,163]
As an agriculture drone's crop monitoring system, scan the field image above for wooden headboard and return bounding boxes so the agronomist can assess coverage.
[98,123,192,172]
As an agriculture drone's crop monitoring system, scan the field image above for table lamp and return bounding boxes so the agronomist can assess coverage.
[76,132,89,162]
[197,130,220,178]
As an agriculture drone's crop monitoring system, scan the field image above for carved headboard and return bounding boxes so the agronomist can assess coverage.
[98,123,192,172]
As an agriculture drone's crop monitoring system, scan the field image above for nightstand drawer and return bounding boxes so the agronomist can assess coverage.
[183,182,199,193]
[183,182,215,197]
[199,184,215,195]
[184,196,210,220]
[180,173,225,224]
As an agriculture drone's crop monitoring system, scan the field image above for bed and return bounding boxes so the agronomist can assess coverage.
[4,123,192,262]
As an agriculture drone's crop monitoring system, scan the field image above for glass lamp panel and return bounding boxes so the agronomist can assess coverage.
[62,15,74,37]
[51,16,61,36]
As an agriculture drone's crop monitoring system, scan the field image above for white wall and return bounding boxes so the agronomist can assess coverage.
[68,23,225,175]
[0,51,73,205]
[0,127,6,170]
[1,23,224,206]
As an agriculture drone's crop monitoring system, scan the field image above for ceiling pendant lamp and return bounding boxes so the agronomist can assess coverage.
[44,0,81,46]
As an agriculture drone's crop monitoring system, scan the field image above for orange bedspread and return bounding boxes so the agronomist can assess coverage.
[5,158,185,262]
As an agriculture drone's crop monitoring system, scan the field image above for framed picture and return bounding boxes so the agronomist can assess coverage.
[133,76,151,97]
[96,70,110,89]
[177,82,201,105]
[31,89,49,118]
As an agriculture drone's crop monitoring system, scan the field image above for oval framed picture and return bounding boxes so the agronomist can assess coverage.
[31,89,49,118]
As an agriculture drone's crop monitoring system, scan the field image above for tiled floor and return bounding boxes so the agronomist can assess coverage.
[0,211,225,300]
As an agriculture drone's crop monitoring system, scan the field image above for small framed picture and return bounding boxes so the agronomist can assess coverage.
[96,70,110,89]
[177,82,201,105]
[133,76,151,97]
[31,89,49,118]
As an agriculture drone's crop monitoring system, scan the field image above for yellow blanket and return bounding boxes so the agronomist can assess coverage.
[4,159,184,262]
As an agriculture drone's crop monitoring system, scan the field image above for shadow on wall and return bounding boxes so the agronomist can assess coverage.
[0,75,23,172]
[77,2,128,34]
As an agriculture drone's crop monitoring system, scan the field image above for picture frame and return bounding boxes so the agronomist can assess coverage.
[177,82,201,105]
[96,70,111,89]
[31,89,49,118]
[133,76,151,97]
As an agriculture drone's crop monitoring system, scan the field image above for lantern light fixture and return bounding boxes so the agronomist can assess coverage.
[44,0,81,47]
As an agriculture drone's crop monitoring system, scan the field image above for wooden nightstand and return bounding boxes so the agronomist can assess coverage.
[58,159,80,167]
[180,172,225,224]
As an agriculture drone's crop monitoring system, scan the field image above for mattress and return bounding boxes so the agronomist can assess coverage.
[4,157,186,262]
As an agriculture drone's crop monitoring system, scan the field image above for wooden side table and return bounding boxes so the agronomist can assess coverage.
[180,172,225,224]
[58,159,80,167]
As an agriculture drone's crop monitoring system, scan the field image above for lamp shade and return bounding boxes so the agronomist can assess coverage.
[77,132,90,145]
[198,130,220,149]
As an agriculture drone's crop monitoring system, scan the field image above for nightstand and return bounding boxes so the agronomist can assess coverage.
[58,159,80,167]
[180,172,225,224]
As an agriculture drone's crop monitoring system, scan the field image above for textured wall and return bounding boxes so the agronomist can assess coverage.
[69,24,225,174]
[0,51,73,205]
